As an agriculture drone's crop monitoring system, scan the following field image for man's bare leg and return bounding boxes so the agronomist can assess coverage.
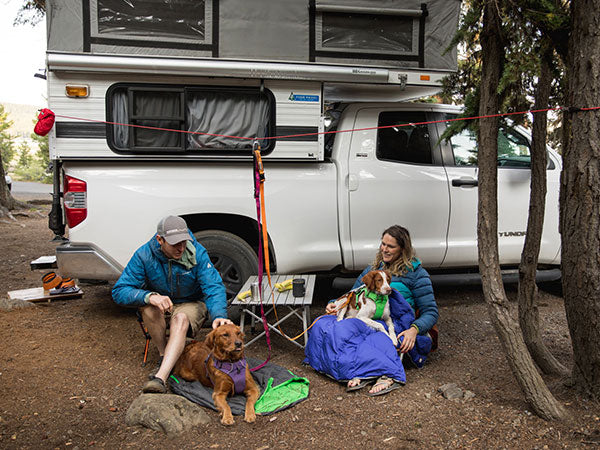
[140,305,167,356]
[154,312,189,382]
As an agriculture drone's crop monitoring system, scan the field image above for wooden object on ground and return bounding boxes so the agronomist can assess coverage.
[7,286,83,303]
[30,255,58,270]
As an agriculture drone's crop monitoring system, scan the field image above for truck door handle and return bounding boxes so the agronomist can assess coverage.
[451,178,478,187]
[348,174,359,191]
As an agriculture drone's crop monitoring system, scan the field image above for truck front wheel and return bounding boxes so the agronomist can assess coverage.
[193,230,259,307]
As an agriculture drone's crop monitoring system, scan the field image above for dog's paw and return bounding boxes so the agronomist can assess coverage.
[221,415,235,426]
[244,412,256,423]
[390,335,398,347]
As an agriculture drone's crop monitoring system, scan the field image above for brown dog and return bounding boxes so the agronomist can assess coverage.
[173,323,260,425]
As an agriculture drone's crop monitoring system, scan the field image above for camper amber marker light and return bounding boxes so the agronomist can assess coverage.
[65,84,89,98]
[420,75,431,81]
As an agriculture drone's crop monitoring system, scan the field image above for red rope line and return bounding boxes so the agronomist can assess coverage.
[54,105,600,142]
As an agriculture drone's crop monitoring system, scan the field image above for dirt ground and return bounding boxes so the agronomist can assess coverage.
[1,206,599,449]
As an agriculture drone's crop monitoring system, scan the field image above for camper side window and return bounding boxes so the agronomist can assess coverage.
[107,84,274,154]
[313,4,424,62]
[376,112,433,165]
[92,0,210,45]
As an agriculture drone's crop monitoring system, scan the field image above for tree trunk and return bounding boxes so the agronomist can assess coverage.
[478,0,567,420]
[561,0,600,399]
[0,147,19,216]
[518,49,569,378]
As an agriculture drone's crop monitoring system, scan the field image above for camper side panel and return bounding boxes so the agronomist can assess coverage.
[48,73,323,161]
[219,0,309,61]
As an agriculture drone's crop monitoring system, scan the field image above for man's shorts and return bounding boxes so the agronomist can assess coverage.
[170,301,207,337]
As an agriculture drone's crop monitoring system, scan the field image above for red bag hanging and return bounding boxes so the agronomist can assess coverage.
[33,108,55,136]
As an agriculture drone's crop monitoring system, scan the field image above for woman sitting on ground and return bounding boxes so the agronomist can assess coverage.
[323,224,439,395]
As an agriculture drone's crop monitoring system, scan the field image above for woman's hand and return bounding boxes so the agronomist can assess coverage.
[397,326,418,353]
[325,302,337,314]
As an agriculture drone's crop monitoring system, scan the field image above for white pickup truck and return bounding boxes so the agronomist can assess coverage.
[51,97,561,298]
[44,0,560,299]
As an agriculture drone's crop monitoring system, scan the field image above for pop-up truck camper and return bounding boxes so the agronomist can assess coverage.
[45,0,561,301]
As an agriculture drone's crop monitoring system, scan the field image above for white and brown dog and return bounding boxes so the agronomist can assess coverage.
[332,270,398,346]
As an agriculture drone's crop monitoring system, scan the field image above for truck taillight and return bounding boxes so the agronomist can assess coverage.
[64,175,87,228]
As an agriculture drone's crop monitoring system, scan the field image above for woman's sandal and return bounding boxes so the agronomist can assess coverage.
[366,376,401,396]
[346,378,372,392]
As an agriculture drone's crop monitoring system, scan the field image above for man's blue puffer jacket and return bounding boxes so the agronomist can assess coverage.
[112,231,227,321]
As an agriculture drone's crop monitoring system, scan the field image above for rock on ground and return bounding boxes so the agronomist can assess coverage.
[126,393,211,435]
[0,297,35,311]
[439,383,464,400]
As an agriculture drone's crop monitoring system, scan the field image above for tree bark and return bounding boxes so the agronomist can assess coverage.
[478,0,567,420]
[561,0,600,399]
[0,148,19,216]
[518,49,569,377]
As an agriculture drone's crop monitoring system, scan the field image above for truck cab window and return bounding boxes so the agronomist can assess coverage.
[448,127,532,168]
[376,111,433,164]
[107,84,274,154]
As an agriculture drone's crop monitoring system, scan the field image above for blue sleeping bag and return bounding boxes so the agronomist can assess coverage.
[303,289,432,383]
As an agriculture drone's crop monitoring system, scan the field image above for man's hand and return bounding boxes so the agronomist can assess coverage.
[148,294,173,314]
[325,302,337,314]
[212,318,233,329]
[397,326,418,353]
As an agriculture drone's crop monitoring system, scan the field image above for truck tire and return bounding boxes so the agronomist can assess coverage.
[193,230,258,321]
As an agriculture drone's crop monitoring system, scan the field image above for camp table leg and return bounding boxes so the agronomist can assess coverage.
[302,305,310,347]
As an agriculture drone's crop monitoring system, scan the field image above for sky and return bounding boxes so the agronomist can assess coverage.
[0,0,47,106]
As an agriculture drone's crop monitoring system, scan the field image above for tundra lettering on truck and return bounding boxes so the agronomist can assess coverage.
[499,231,527,237]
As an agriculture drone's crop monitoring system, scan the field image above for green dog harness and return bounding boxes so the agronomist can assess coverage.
[355,287,389,320]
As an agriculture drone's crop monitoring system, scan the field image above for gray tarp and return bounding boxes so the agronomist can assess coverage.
[169,358,309,416]
[47,0,460,71]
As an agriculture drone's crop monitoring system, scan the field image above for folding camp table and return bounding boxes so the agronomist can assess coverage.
[232,274,316,349]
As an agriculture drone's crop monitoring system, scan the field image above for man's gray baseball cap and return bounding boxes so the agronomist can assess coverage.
[157,215,191,245]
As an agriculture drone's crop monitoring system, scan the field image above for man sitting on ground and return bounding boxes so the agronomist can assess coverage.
[112,215,231,393]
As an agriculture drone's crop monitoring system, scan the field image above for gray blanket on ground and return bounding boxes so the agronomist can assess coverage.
[169,357,306,415]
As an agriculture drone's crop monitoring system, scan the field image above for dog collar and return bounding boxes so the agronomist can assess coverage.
[206,354,247,395]
[356,288,389,320]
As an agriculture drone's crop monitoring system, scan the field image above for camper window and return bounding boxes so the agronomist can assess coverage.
[91,0,211,46]
[376,112,433,165]
[314,5,422,59]
[106,84,274,154]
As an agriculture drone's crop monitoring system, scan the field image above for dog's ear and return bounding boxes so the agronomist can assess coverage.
[204,329,216,349]
[361,270,374,288]
[383,270,392,283]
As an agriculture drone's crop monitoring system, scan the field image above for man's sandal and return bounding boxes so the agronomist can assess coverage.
[366,376,401,396]
[346,378,373,392]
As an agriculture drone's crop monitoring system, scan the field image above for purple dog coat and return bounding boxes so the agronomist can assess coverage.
[206,355,247,395]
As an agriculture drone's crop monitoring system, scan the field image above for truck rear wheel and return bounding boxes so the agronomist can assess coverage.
[193,230,258,320]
